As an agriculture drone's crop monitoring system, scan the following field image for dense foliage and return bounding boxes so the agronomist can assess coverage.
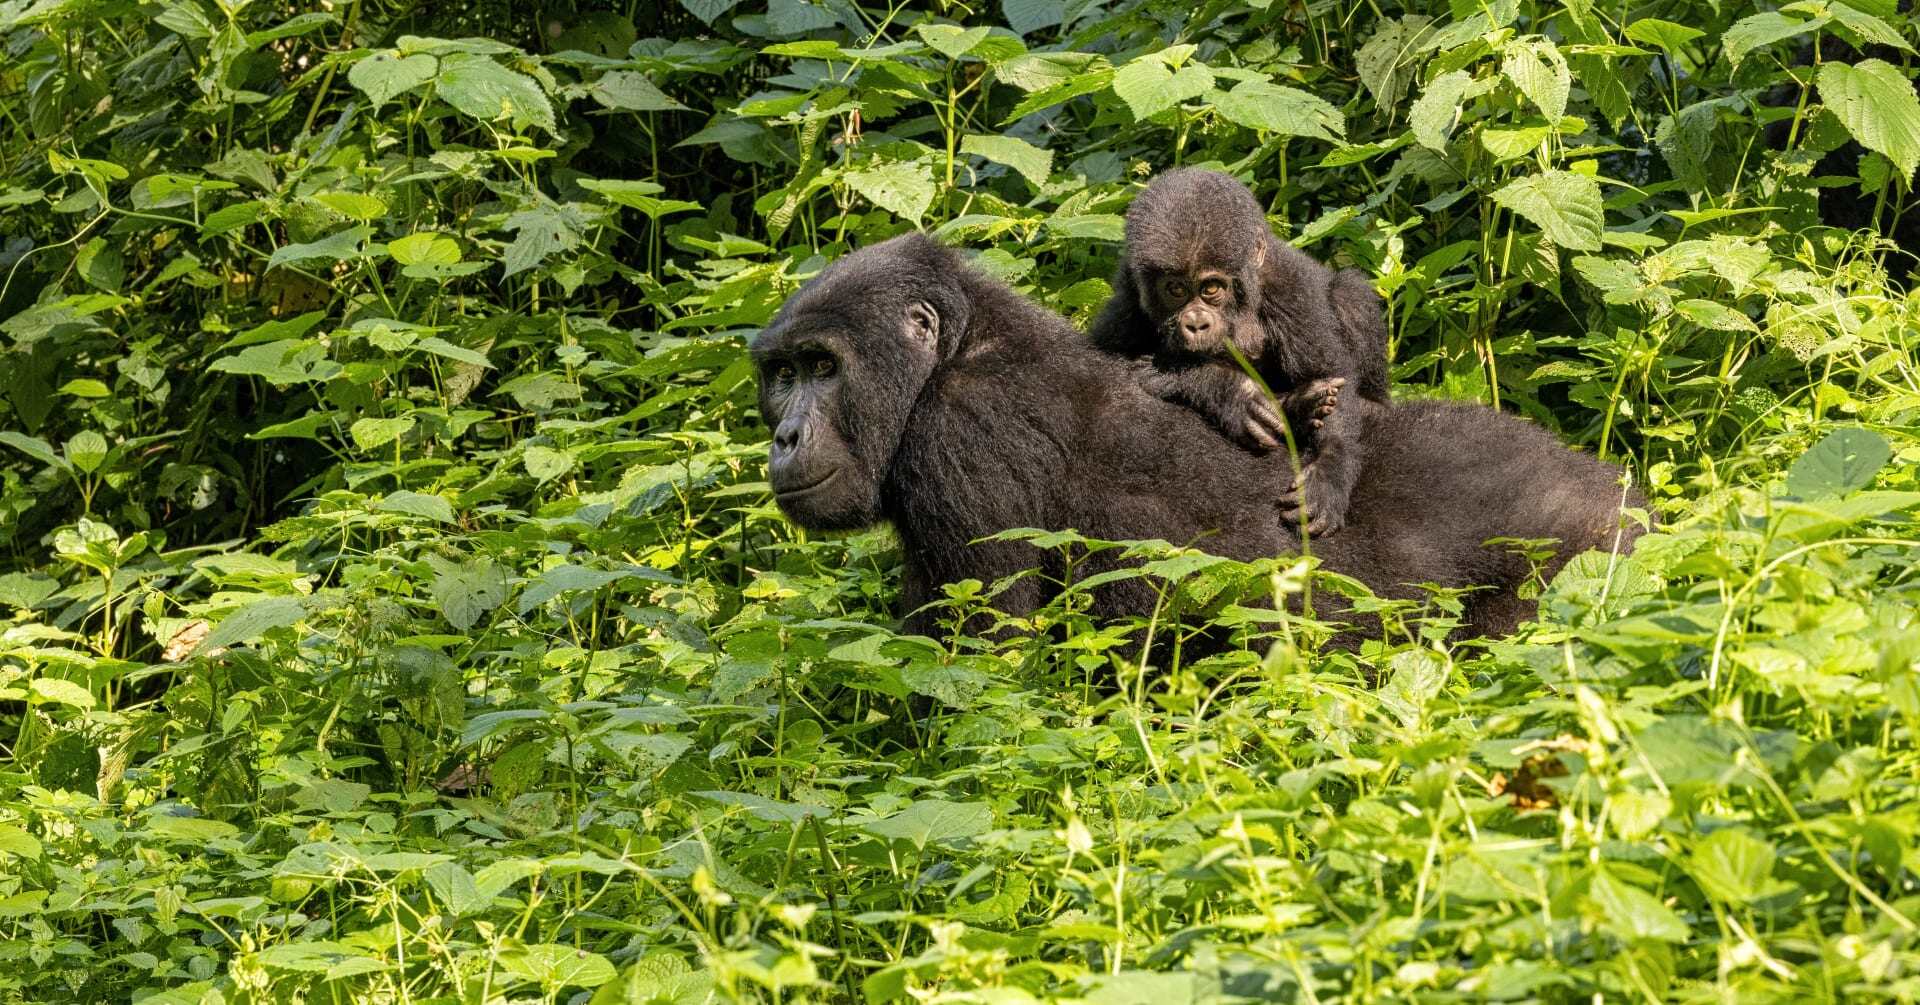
[2,0,1919,1001]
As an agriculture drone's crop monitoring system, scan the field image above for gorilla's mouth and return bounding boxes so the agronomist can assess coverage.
[774,469,840,498]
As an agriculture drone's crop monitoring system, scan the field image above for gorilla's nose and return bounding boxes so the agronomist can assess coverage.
[773,417,805,455]
[1180,312,1211,336]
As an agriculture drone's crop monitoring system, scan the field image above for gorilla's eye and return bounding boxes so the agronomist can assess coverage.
[811,357,837,378]
[1199,278,1226,301]
[773,363,797,385]
[1161,277,1188,301]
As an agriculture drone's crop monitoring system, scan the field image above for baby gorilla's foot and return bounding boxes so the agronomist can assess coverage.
[1282,376,1344,434]
[1278,459,1349,536]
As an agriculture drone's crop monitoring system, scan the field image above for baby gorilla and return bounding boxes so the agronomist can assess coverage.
[1089,168,1390,535]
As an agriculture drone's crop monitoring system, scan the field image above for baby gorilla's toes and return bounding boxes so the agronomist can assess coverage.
[1283,377,1345,434]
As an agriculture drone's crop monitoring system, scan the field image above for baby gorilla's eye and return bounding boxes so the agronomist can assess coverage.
[811,357,838,378]
[1161,277,1189,300]
[1199,278,1226,300]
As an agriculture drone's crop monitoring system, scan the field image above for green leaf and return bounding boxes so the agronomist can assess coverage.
[267,226,371,272]
[312,192,387,221]
[960,133,1054,187]
[201,596,308,653]
[1723,11,1826,65]
[1501,40,1570,122]
[1829,2,1913,52]
[0,431,65,469]
[1211,79,1345,141]
[523,444,574,482]
[430,557,510,631]
[1111,48,1214,120]
[915,23,991,60]
[209,340,343,385]
[862,799,993,850]
[1786,428,1891,499]
[1624,18,1705,51]
[423,862,492,917]
[1588,869,1690,943]
[350,416,416,451]
[1356,15,1434,108]
[76,238,124,292]
[1817,59,1920,180]
[63,430,108,474]
[1410,69,1477,150]
[348,52,438,109]
[29,677,94,709]
[500,205,581,278]
[502,944,617,991]
[389,233,461,266]
[437,54,556,133]
[1689,828,1777,904]
[845,159,936,223]
[579,179,703,219]
[678,0,745,25]
[1491,170,1604,251]
[376,490,457,523]
[591,70,687,111]
[145,816,241,842]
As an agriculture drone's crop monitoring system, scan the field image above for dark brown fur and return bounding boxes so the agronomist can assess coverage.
[754,233,1642,644]
[1089,168,1391,535]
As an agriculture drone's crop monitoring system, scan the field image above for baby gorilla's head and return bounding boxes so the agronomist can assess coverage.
[1120,168,1271,358]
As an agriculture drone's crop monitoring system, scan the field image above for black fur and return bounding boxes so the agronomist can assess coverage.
[754,233,1642,643]
[1089,168,1391,535]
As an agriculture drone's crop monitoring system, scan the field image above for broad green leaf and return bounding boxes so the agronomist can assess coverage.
[1212,79,1345,141]
[201,596,308,652]
[312,192,387,221]
[579,179,703,219]
[1817,59,1920,180]
[63,430,107,474]
[1410,69,1477,150]
[437,54,556,134]
[1491,170,1604,251]
[1111,48,1214,120]
[0,432,64,468]
[678,0,745,24]
[960,133,1054,187]
[423,862,491,917]
[29,677,94,709]
[145,816,241,842]
[1724,11,1827,65]
[916,23,991,59]
[523,444,573,482]
[1356,15,1434,108]
[862,799,993,850]
[1002,0,1065,37]
[1624,18,1705,51]
[1829,2,1913,52]
[591,70,687,111]
[1588,869,1690,942]
[1786,428,1891,498]
[502,944,617,990]
[209,340,343,385]
[1689,828,1777,904]
[1501,40,1569,122]
[1482,125,1552,159]
[389,233,462,266]
[376,490,457,523]
[500,205,581,278]
[430,556,510,631]
[350,416,416,451]
[267,226,370,272]
[348,52,438,108]
[589,952,713,1005]
[845,159,936,223]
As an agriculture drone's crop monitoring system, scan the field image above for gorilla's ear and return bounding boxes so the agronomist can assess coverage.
[904,300,941,353]
[1249,237,1268,272]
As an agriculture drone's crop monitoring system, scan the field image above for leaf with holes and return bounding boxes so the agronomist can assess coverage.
[349,52,437,108]
[437,54,555,133]
[1212,79,1345,141]
[846,159,936,223]
[1786,428,1891,499]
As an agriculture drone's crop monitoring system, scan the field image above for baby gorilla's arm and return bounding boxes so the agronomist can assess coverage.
[1135,359,1289,452]
[1277,377,1361,536]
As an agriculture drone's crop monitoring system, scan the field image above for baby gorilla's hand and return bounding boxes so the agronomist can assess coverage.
[1223,377,1287,451]
[1278,460,1347,535]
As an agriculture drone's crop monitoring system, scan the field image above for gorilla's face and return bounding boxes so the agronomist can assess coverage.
[753,297,943,531]
[1136,262,1261,357]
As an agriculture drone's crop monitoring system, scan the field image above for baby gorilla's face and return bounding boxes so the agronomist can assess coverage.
[1139,266,1258,357]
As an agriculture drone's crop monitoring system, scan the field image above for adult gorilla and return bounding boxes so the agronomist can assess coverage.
[752,233,1640,640]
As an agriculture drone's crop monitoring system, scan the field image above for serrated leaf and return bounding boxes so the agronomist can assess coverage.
[1356,15,1433,108]
[1410,69,1476,150]
[845,159,936,223]
[916,23,991,59]
[1624,18,1705,51]
[350,416,415,451]
[423,862,491,918]
[64,430,108,474]
[29,677,94,709]
[200,596,307,653]
[430,557,511,632]
[1001,0,1064,36]
[523,444,573,482]
[1111,49,1214,120]
[678,0,745,24]
[348,52,437,108]
[1501,40,1569,122]
[1786,427,1891,498]
[502,944,617,990]
[1212,79,1345,141]
[960,133,1053,187]
[438,54,555,133]
[267,226,370,272]
[1491,170,1603,251]
[591,70,687,111]
[376,490,456,523]
[1588,869,1690,942]
[579,179,702,219]
[1724,11,1826,65]
[500,205,581,278]
[1818,59,1920,180]
[312,192,387,221]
